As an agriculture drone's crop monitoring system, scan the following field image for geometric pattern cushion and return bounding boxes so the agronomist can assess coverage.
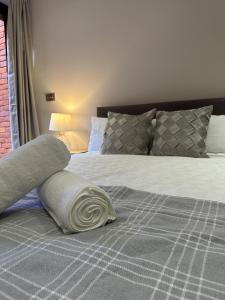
[101,109,156,155]
[151,105,213,158]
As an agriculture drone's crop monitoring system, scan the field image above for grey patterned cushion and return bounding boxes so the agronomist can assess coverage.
[151,106,213,158]
[101,109,156,155]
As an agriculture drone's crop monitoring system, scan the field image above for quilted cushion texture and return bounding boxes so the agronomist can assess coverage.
[101,109,156,155]
[151,105,213,157]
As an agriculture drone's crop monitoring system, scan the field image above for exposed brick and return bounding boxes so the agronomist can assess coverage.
[0,110,9,115]
[0,55,5,62]
[0,137,6,143]
[0,132,11,138]
[0,95,9,102]
[0,79,7,85]
[0,117,9,122]
[1,72,7,79]
[1,121,10,127]
[2,142,11,148]
[0,60,6,67]
[1,102,8,108]
[0,67,7,74]
[0,49,6,56]
[0,105,9,112]
[0,88,8,95]
[0,78,6,85]
[0,19,11,156]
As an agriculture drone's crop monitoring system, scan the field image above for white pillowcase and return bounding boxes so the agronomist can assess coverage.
[88,117,107,152]
[206,115,225,153]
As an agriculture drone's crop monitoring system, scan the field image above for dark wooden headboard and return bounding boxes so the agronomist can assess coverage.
[97,98,225,117]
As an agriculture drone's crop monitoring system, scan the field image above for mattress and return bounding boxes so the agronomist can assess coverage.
[67,152,225,203]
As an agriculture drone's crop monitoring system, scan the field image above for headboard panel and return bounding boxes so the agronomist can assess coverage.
[97,98,225,117]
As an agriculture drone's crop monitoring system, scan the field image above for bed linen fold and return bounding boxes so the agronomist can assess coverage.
[38,170,116,233]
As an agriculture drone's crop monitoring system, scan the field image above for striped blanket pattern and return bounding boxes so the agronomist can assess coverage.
[0,186,225,300]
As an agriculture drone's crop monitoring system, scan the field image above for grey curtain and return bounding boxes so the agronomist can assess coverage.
[7,0,39,148]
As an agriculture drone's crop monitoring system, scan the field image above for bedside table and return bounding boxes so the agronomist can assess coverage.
[70,149,87,154]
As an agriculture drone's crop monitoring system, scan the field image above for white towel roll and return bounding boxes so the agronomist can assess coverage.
[0,134,70,213]
[38,170,116,233]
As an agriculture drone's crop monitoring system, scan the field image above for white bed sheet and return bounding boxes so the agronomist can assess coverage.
[67,152,225,203]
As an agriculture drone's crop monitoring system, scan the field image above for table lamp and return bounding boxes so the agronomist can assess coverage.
[49,113,72,150]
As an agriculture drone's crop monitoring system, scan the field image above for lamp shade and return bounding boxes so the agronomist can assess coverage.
[49,113,72,132]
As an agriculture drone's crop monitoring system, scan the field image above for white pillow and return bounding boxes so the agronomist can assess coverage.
[206,115,225,153]
[88,117,107,152]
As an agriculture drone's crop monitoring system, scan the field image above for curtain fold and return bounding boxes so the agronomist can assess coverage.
[7,0,39,147]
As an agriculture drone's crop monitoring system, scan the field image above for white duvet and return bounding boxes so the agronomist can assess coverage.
[67,152,225,203]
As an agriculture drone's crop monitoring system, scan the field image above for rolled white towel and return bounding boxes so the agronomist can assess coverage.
[38,170,116,233]
[0,134,70,213]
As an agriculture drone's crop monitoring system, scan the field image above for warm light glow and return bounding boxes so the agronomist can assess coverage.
[49,113,72,132]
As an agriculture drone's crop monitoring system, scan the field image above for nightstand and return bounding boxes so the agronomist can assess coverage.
[70,149,87,154]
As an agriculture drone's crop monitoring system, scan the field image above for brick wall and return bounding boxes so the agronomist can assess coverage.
[0,19,11,157]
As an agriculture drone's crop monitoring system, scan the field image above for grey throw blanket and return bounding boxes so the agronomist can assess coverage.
[0,186,225,300]
[0,134,70,214]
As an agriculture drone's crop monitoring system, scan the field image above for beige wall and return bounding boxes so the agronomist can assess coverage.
[31,0,225,149]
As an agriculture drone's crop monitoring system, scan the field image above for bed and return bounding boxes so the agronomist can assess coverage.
[1,98,225,300]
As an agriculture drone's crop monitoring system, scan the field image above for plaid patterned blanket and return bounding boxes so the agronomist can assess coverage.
[0,186,225,300]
